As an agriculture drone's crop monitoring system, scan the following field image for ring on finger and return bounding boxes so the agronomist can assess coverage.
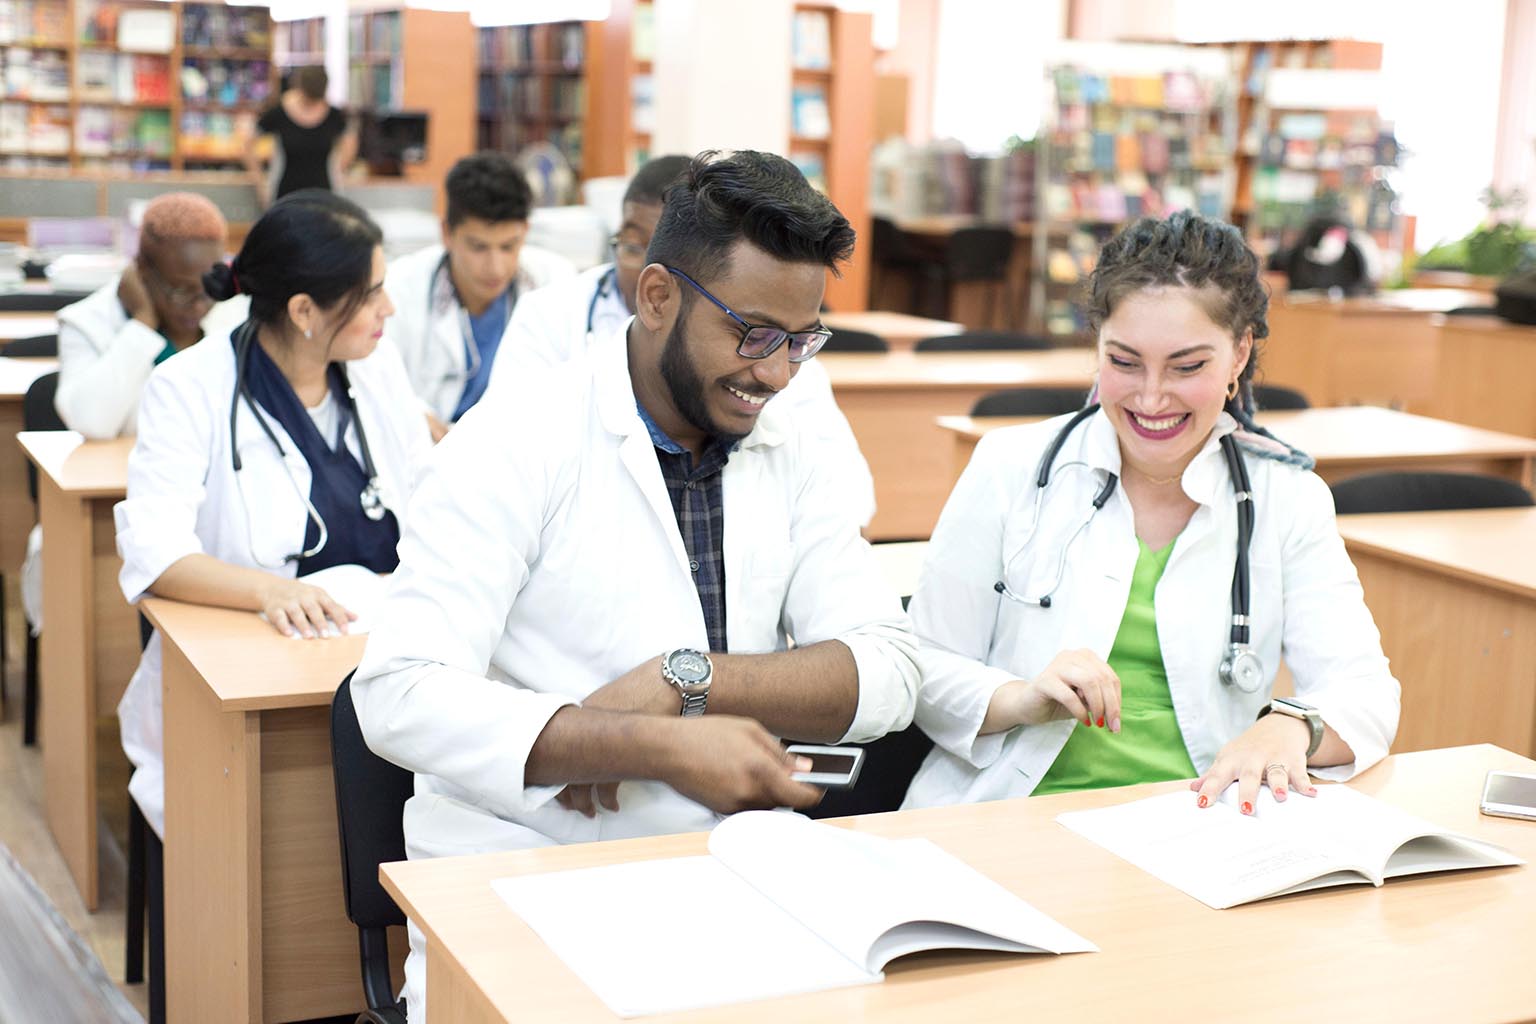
[1264,762,1287,778]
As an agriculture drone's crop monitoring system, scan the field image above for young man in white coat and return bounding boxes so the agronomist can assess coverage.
[353,150,920,1018]
[383,151,574,438]
[492,154,877,526]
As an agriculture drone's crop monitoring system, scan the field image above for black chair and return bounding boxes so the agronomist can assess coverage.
[0,292,84,313]
[331,672,412,1024]
[914,331,1053,353]
[1251,383,1311,410]
[124,614,161,1023]
[19,372,64,747]
[806,723,934,819]
[821,328,889,353]
[1,333,59,357]
[923,226,1014,325]
[870,216,927,270]
[970,386,1089,418]
[1329,472,1535,515]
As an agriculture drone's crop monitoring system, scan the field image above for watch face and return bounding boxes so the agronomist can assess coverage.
[668,650,711,684]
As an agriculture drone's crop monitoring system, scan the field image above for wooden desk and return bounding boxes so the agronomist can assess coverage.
[1428,316,1536,438]
[822,349,1096,540]
[17,431,135,911]
[1262,292,1466,410]
[1,357,58,572]
[0,312,58,340]
[939,407,1536,490]
[1338,508,1536,757]
[143,596,402,1023]
[821,311,963,352]
[380,744,1536,1023]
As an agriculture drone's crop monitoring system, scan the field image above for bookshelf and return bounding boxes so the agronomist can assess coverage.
[346,9,400,112]
[1032,42,1236,338]
[274,15,324,80]
[788,2,873,313]
[0,0,274,174]
[475,21,590,173]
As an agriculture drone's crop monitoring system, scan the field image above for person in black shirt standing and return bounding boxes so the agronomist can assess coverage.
[244,66,355,206]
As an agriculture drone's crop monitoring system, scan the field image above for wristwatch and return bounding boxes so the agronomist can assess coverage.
[660,648,712,718]
[1258,697,1324,759]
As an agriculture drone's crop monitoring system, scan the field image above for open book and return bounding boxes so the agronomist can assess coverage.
[492,810,1097,1017]
[1056,783,1522,910]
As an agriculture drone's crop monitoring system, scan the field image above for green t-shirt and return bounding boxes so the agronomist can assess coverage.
[1033,537,1198,795]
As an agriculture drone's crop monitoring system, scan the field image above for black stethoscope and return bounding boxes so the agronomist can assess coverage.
[228,319,386,568]
[993,403,1263,692]
[586,266,619,334]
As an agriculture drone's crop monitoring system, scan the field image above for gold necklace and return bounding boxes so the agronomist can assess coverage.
[1132,466,1183,486]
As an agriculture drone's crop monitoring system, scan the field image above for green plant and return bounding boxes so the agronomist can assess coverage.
[1418,186,1536,276]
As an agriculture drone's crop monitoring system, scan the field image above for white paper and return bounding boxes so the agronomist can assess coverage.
[1056,786,1523,910]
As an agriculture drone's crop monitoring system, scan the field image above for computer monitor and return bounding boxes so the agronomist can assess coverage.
[356,110,429,177]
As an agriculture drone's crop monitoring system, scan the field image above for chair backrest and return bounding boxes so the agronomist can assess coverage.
[915,331,1053,353]
[4,334,59,358]
[944,226,1014,282]
[821,328,889,353]
[330,674,412,931]
[1251,383,1310,410]
[870,216,924,266]
[1329,471,1536,515]
[805,724,934,819]
[23,372,64,504]
[970,386,1089,418]
[0,293,80,313]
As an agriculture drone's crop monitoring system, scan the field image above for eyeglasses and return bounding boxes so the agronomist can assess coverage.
[144,263,212,307]
[665,266,831,364]
[609,234,648,268]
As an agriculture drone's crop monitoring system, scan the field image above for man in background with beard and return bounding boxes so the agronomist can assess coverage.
[353,150,920,1018]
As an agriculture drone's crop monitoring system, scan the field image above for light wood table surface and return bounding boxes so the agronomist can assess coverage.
[142,595,403,1023]
[380,744,1536,1024]
[1426,315,1536,438]
[0,311,58,339]
[939,407,1536,491]
[1338,508,1536,758]
[17,430,134,911]
[821,310,963,352]
[821,349,1096,540]
[1,357,58,572]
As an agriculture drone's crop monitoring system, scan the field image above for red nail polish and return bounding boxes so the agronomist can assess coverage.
[1197,795,1209,808]
[1276,788,1287,798]
[1096,716,1105,728]
[1241,801,1253,815]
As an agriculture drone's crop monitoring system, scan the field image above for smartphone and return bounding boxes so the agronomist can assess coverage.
[785,745,865,787]
[1480,770,1536,821]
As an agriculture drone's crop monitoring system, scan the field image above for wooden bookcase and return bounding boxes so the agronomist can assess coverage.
[475,21,592,174]
[0,0,274,174]
[273,15,324,80]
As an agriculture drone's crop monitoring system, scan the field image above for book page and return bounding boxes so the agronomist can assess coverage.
[492,855,877,1018]
[708,811,1096,972]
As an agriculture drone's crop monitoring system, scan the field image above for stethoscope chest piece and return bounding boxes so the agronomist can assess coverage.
[360,478,386,522]
[1219,643,1264,693]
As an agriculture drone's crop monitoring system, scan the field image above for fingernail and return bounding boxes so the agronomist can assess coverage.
[1197,795,1209,808]
[1110,718,1121,733]
[1241,801,1253,815]
[1096,716,1105,728]
[1308,786,1318,795]
[1276,788,1287,800]
[794,757,813,772]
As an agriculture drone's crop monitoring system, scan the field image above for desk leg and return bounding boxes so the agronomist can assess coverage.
[426,940,500,1023]
[162,639,262,1024]
[39,477,98,910]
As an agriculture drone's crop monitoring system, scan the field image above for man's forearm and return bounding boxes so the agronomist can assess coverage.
[525,706,679,786]
[707,639,858,743]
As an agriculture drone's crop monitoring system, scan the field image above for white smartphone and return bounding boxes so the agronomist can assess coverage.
[785,744,865,787]
[1480,770,1536,821]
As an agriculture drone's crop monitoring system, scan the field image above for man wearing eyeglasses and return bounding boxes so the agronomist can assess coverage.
[492,153,876,527]
[354,150,918,1019]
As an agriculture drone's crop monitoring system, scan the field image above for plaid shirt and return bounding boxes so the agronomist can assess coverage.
[637,403,733,653]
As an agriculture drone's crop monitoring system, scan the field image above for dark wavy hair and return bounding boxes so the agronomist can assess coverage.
[1084,210,1269,403]
[203,190,382,344]
[445,151,532,227]
[622,154,691,207]
[646,150,855,288]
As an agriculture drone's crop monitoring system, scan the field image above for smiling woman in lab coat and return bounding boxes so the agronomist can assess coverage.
[903,211,1400,814]
[114,190,431,841]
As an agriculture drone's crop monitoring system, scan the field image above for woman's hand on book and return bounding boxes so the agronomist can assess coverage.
[983,649,1122,735]
[1190,716,1317,815]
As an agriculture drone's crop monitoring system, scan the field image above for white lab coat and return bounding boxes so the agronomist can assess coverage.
[114,329,432,837]
[54,276,249,439]
[352,323,920,1018]
[382,242,575,422]
[490,261,879,527]
[902,410,1401,810]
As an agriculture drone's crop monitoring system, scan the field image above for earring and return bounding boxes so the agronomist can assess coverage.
[1226,379,1239,401]
[305,329,313,340]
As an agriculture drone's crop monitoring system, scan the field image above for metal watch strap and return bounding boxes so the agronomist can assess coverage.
[679,691,708,718]
[1260,700,1324,759]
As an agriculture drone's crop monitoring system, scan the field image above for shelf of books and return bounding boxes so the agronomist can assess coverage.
[274,15,324,78]
[0,0,272,175]
[627,0,652,171]
[346,9,400,112]
[476,20,592,175]
[1033,42,1236,338]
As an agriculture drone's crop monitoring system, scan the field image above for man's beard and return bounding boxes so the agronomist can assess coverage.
[659,317,752,447]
